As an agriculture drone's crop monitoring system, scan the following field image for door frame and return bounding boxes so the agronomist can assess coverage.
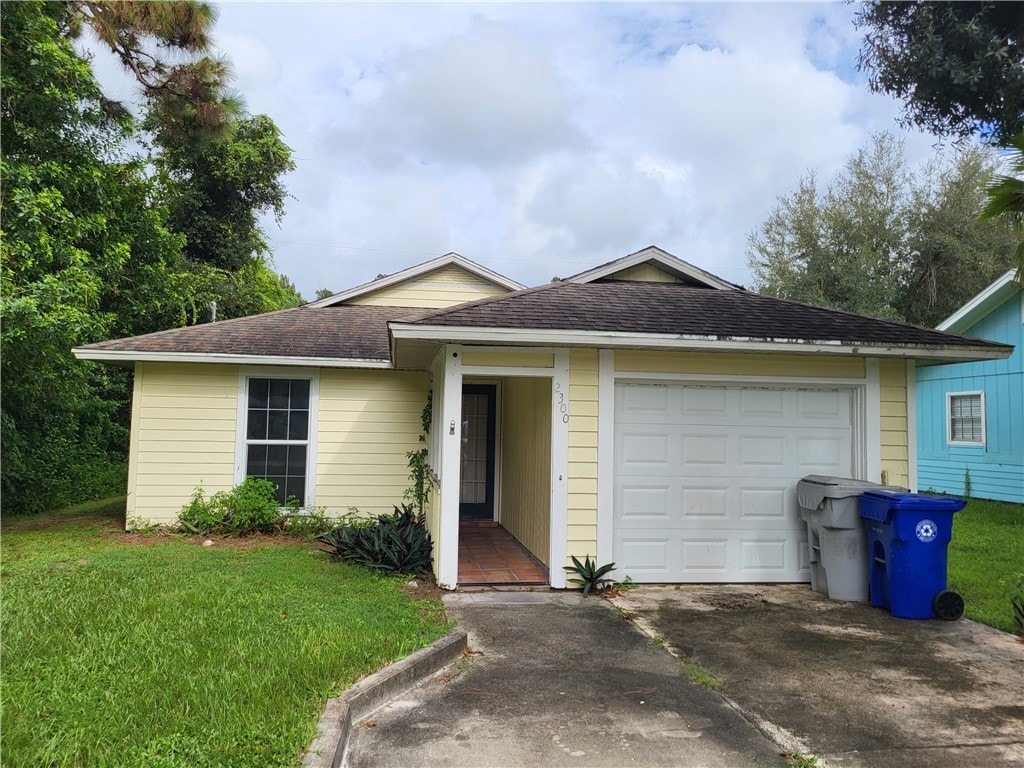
[459,382,498,521]
[435,346,570,589]
[596,350,874,576]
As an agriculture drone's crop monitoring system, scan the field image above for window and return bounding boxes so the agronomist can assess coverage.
[947,392,985,445]
[241,376,316,505]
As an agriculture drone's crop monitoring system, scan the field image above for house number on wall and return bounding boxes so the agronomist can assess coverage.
[554,381,569,423]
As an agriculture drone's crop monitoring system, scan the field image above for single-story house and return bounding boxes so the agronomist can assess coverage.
[74,247,1013,589]
[916,269,1023,503]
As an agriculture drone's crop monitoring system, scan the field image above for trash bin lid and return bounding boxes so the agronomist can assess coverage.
[797,475,906,510]
[859,490,967,513]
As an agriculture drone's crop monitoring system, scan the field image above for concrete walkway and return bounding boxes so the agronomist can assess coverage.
[344,592,788,767]
[614,585,1024,768]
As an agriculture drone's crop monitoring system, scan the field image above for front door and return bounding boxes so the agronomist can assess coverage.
[460,384,496,521]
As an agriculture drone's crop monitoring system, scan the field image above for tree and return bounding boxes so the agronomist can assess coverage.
[856,2,1024,146]
[978,132,1024,279]
[67,0,239,142]
[314,288,335,301]
[1,1,300,513]
[153,114,295,273]
[748,134,911,320]
[747,134,1018,327]
[1,1,188,512]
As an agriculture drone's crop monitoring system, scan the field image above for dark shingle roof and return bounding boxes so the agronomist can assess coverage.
[408,281,1008,349]
[77,280,1011,363]
[78,306,427,360]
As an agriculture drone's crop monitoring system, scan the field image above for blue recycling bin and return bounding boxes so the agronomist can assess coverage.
[858,491,966,620]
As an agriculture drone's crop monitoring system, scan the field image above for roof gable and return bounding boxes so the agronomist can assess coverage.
[308,252,524,308]
[565,246,739,290]
[937,269,1021,334]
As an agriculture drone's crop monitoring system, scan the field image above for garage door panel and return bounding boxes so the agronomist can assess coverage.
[619,432,672,466]
[619,486,671,521]
[614,530,811,583]
[797,389,850,422]
[738,486,790,519]
[614,382,854,583]
[617,538,673,579]
[621,383,670,414]
[680,387,729,417]
[680,487,728,518]
[739,388,785,417]
[738,436,788,467]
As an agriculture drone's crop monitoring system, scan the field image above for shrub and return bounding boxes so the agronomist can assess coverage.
[178,478,292,535]
[563,555,617,597]
[280,510,335,538]
[316,504,433,575]
[1011,574,1024,637]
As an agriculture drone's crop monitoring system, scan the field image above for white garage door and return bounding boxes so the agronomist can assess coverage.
[614,382,854,582]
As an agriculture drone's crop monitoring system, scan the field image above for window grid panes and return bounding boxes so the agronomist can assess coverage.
[245,378,310,505]
[460,393,489,504]
[949,394,983,443]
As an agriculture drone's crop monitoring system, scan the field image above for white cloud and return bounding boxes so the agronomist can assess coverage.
[111,2,953,297]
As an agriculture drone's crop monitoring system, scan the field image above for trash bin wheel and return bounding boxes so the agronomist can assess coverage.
[933,590,964,621]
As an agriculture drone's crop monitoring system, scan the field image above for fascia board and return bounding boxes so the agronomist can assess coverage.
[307,253,524,308]
[389,324,1012,362]
[72,348,394,369]
[937,269,1019,333]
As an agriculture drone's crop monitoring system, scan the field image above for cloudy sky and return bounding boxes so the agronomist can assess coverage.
[93,2,944,299]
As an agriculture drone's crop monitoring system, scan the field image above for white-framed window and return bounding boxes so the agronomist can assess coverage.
[236,369,319,507]
[947,391,985,446]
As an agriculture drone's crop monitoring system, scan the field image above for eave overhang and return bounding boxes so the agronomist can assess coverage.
[389,323,1013,367]
[72,348,394,369]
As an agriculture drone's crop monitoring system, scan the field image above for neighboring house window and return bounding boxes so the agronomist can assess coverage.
[240,375,317,506]
[947,392,985,445]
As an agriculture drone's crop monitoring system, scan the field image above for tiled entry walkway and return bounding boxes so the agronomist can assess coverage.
[458,522,549,585]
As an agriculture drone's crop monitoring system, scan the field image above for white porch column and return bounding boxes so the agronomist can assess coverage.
[437,345,463,589]
[548,349,570,588]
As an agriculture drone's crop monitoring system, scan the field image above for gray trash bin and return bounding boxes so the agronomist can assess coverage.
[797,475,906,601]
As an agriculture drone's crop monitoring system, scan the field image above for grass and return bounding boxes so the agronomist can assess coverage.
[679,660,725,692]
[1,498,450,768]
[947,497,1024,634]
[784,752,822,768]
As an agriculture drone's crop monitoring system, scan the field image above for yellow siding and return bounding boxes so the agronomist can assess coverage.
[316,369,429,516]
[462,349,554,368]
[880,359,909,488]
[615,350,865,378]
[498,378,551,564]
[346,264,509,308]
[566,349,599,563]
[131,363,239,525]
[604,263,681,283]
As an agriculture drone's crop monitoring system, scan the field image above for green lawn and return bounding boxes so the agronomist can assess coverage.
[947,497,1024,634]
[1,498,450,768]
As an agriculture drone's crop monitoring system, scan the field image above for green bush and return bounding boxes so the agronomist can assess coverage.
[316,505,433,575]
[178,478,292,535]
[280,510,335,538]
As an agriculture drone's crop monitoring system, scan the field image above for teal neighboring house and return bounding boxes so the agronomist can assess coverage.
[916,270,1023,503]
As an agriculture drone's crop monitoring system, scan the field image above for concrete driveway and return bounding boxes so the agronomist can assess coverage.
[344,593,788,767]
[613,585,1024,768]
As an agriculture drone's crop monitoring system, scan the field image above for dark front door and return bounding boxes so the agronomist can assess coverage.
[459,384,496,521]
